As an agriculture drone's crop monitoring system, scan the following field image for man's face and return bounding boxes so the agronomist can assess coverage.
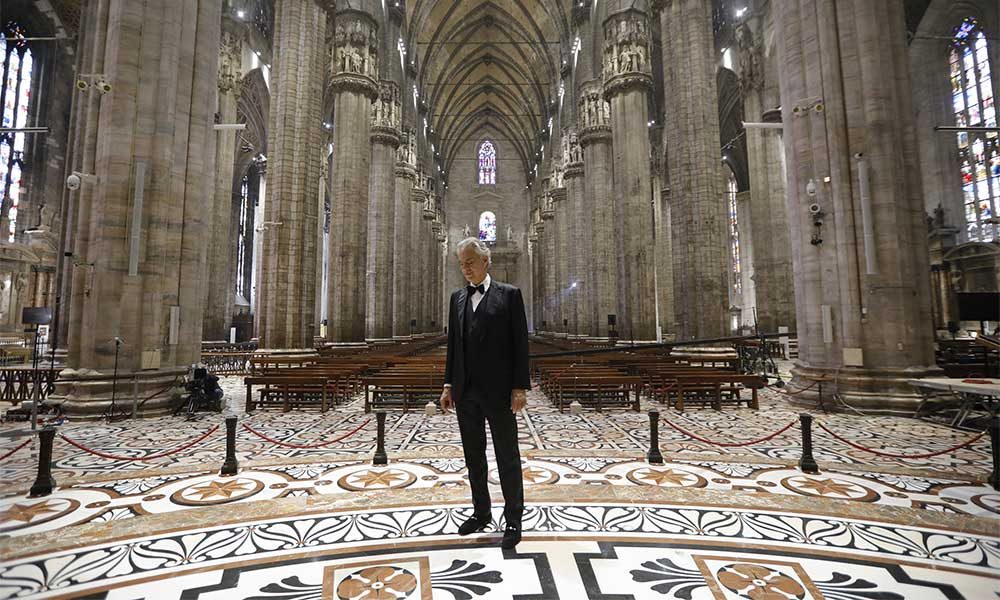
[458,245,488,284]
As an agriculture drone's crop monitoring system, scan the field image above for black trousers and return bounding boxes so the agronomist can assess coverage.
[456,384,524,528]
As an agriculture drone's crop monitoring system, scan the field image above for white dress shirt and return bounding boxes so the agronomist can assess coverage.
[469,273,491,312]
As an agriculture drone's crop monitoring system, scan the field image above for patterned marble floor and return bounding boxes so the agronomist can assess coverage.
[0,490,997,599]
[0,378,997,599]
[0,380,993,482]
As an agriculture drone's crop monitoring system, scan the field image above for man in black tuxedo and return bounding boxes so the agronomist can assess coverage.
[440,237,530,549]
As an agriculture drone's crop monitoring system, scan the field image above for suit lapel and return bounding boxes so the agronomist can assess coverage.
[456,288,468,337]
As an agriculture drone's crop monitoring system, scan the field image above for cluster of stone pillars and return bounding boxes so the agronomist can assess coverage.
[255,0,443,349]
[532,0,799,344]
[53,0,223,415]
[775,0,937,408]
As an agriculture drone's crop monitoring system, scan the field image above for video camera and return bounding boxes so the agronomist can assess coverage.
[177,365,224,419]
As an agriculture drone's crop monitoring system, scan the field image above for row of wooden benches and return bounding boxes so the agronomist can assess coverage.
[243,355,446,413]
[242,354,763,414]
[533,357,764,412]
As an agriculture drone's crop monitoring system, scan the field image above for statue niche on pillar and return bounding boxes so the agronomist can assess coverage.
[371,80,401,149]
[569,131,583,164]
[396,129,417,167]
[735,23,764,95]
[332,14,379,81]
[602,11,649,81]
[579,82,610,131]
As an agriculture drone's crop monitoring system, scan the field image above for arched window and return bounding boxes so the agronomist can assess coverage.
[0,23,33,243]
[477,140,496,185]
[727,168,742,297]
[478,211,497,243]
[950,17,998,242]
[235,169,254,300]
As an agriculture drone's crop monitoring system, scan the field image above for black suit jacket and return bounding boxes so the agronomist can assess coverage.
[444,278,531,406]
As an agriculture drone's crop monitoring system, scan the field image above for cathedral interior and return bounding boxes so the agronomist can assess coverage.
[0,0,998,598]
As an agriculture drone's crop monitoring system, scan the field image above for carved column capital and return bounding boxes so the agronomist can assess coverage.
[370,79,401,142]
[330,10,380,87]
[217,29,243,96]
[600,9,651,95]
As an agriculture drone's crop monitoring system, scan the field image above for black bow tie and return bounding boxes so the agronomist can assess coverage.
[467,284,486,296]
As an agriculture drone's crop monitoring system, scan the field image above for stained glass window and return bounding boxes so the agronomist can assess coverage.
[950,17,997,242]
[234,164,259,300]
[477,140,496,185]
[727,169,742,296]
[478,211,497,243]
[0,23,33,243]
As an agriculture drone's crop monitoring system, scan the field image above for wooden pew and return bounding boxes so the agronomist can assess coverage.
[244,375,336,412]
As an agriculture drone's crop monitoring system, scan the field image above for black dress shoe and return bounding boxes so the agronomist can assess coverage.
[501,526,521,549]
[457,514,491,536]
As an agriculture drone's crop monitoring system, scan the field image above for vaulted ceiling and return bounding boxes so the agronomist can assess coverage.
[406,0,571,181]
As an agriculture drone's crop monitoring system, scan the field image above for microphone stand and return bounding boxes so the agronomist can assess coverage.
[103,337,130,422]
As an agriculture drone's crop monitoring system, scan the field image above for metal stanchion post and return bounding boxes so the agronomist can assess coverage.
[989,413,999,492]
[29,426,56,497]
[220,415,238,476]
[373,411,388,465]
[798,413,819,474]
[646,410,663,464]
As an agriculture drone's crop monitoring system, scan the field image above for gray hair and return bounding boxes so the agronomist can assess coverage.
[456,237,491,264]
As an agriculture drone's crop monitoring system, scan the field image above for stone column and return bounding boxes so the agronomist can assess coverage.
[55,0,222,416]
[776,0,936,410]
[365,81,400,343]
[421,193,436,332]
[564,133,587,337]
[203,24,242,342]
[326,9,379,344]
[392,131,416,339]
[603,6,656,341]
[257,0,326,349]
[409,176,427,335]
[657,0,729,339]
[735,20,795,334]
[579,80,616,339]
[551,185,568,336]
[433,219,445,331]
[528,221,541,331]
[746,107,794,333]
[541,190,556,332]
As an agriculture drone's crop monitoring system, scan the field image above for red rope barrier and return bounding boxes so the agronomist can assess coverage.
[815,421,986,459]
[0,437,31,462]
[652,382,676,396]
[662,418,797,447]
[241,417,372,449]
[59,424,220,461]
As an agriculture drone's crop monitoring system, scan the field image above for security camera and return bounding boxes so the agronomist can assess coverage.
[805,179,817,197]
[808,203,825,227]
[96,79,112,94]
[66,170,97,189]
[76,79,89,91]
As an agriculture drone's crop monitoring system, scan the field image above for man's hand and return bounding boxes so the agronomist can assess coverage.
[440,387,453,413]
[511,389,527,413]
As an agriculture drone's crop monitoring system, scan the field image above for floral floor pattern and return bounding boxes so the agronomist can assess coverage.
[0,375,996,599]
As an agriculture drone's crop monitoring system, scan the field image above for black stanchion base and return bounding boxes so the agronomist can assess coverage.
[798,458,820,474]
[220,459,239,477]
[28,476,55,498]
[646,449,663,465]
